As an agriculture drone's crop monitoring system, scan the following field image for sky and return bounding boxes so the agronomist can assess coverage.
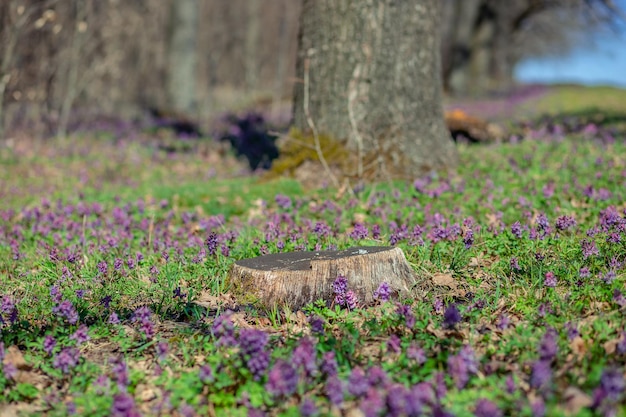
[514,2,626,88]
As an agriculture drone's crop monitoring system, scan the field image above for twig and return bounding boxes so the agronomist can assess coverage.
[303,55,340,189]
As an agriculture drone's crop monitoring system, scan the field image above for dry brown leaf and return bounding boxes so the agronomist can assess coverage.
[603,338,619,355]
[2,346,29,370]
[15,370,48,389]
[353,213,367,224]
[562,387,592,415]
[432,273,457,289]
[230,312,248,328]
[136,383,158,402]
[570,336,587,359]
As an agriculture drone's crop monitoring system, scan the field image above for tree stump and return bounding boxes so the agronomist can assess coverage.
[227,246,417,310]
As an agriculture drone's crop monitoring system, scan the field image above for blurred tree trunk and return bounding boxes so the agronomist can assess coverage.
[57,0,88,138]
[245,0,260,92]
[293,0,457,180]
[443,0,481,94]
[166,0,198,114]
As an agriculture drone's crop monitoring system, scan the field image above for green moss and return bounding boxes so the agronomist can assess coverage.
[266,128,351,179]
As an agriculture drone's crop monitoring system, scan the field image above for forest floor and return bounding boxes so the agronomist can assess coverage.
[1,85,626,416]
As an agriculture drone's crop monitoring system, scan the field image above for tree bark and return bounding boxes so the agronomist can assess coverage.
[228,246,418,310]
[293,0,457,180]
[166,0,199,114]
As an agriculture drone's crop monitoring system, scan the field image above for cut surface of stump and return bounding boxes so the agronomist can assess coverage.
[228,246,417,310]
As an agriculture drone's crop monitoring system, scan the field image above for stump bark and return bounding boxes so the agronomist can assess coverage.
[228,246,417,310]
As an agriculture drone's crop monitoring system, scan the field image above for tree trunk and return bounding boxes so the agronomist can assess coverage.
[228,246,418,310]
[245,0,261,93]
[293,0,457,180]
[166,0,198,114]
[443,0,482,94]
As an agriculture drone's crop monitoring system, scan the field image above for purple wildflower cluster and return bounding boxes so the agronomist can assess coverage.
[131,306,155,339]
[332,275,358,310]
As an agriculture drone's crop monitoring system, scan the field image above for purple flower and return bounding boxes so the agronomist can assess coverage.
[111,356,129,389]
[565,322,580,340]
[321,351,338,377]
[299,398,318,417]
[443,304,462,329]
[43,335,57,355]
[510,221,523,238]
[97,261,108,275]
[599,368,625,400]
[579,266,591,278]
[357,388,384,417]
[538,328,558,361]
[308,315,324,334]
[537,302,553,318]
[530,398,546,417]
[447,354,469,389]
[199,365,214,383]
[372,224,381,239]
[530,360,552,389]
[350,223,369,240]
[332,275,348,295]
[463,229,474,249]
[246,350,270,380]
[113,258,123,271]
[156,341,169,361]
[108,312,121,325]
[544,271,557,288]
[49,287,61,302]
[238,329,268,356]
[275,194,292,209]
[325,376,344,406]
[396,303,416,329]
[581,239,600,259]
[474,399,502,417]
[433,298,444,314]
[53,347,80,373]
[53,300,79,325]
[505,375,515,394]
[344,290,358,310]
[3,363,17,380]
[555,215,576,231]
[205,233,219,256]
[536,213,551,238]
[292,337,317,377]
[387,334,401,354]
[613,290,626,308]
[509,257,522,271]
[386,383,410,417]
[373,282,391,302]
[367,366,389,388]
[111,393,140,417]
[497,314,510,330]
[173,286,186,299]
[132,306,154,339]
[348,367,370,398]
[407,342,426,365]
[266,360,298,397]
[70,324,90,345]
[602,270,616,284]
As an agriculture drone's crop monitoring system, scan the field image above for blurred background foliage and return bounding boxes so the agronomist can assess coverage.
[0,0,623,141]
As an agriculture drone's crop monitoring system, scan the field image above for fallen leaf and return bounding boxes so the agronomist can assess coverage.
[603,338,619,355]
[432,273,457,289]
[570,336,587,359]
[2,346,29,371]
[353,213,367,224]
[562,387,592,415]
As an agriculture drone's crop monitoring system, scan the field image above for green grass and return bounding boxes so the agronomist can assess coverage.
[1,87,626,416]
